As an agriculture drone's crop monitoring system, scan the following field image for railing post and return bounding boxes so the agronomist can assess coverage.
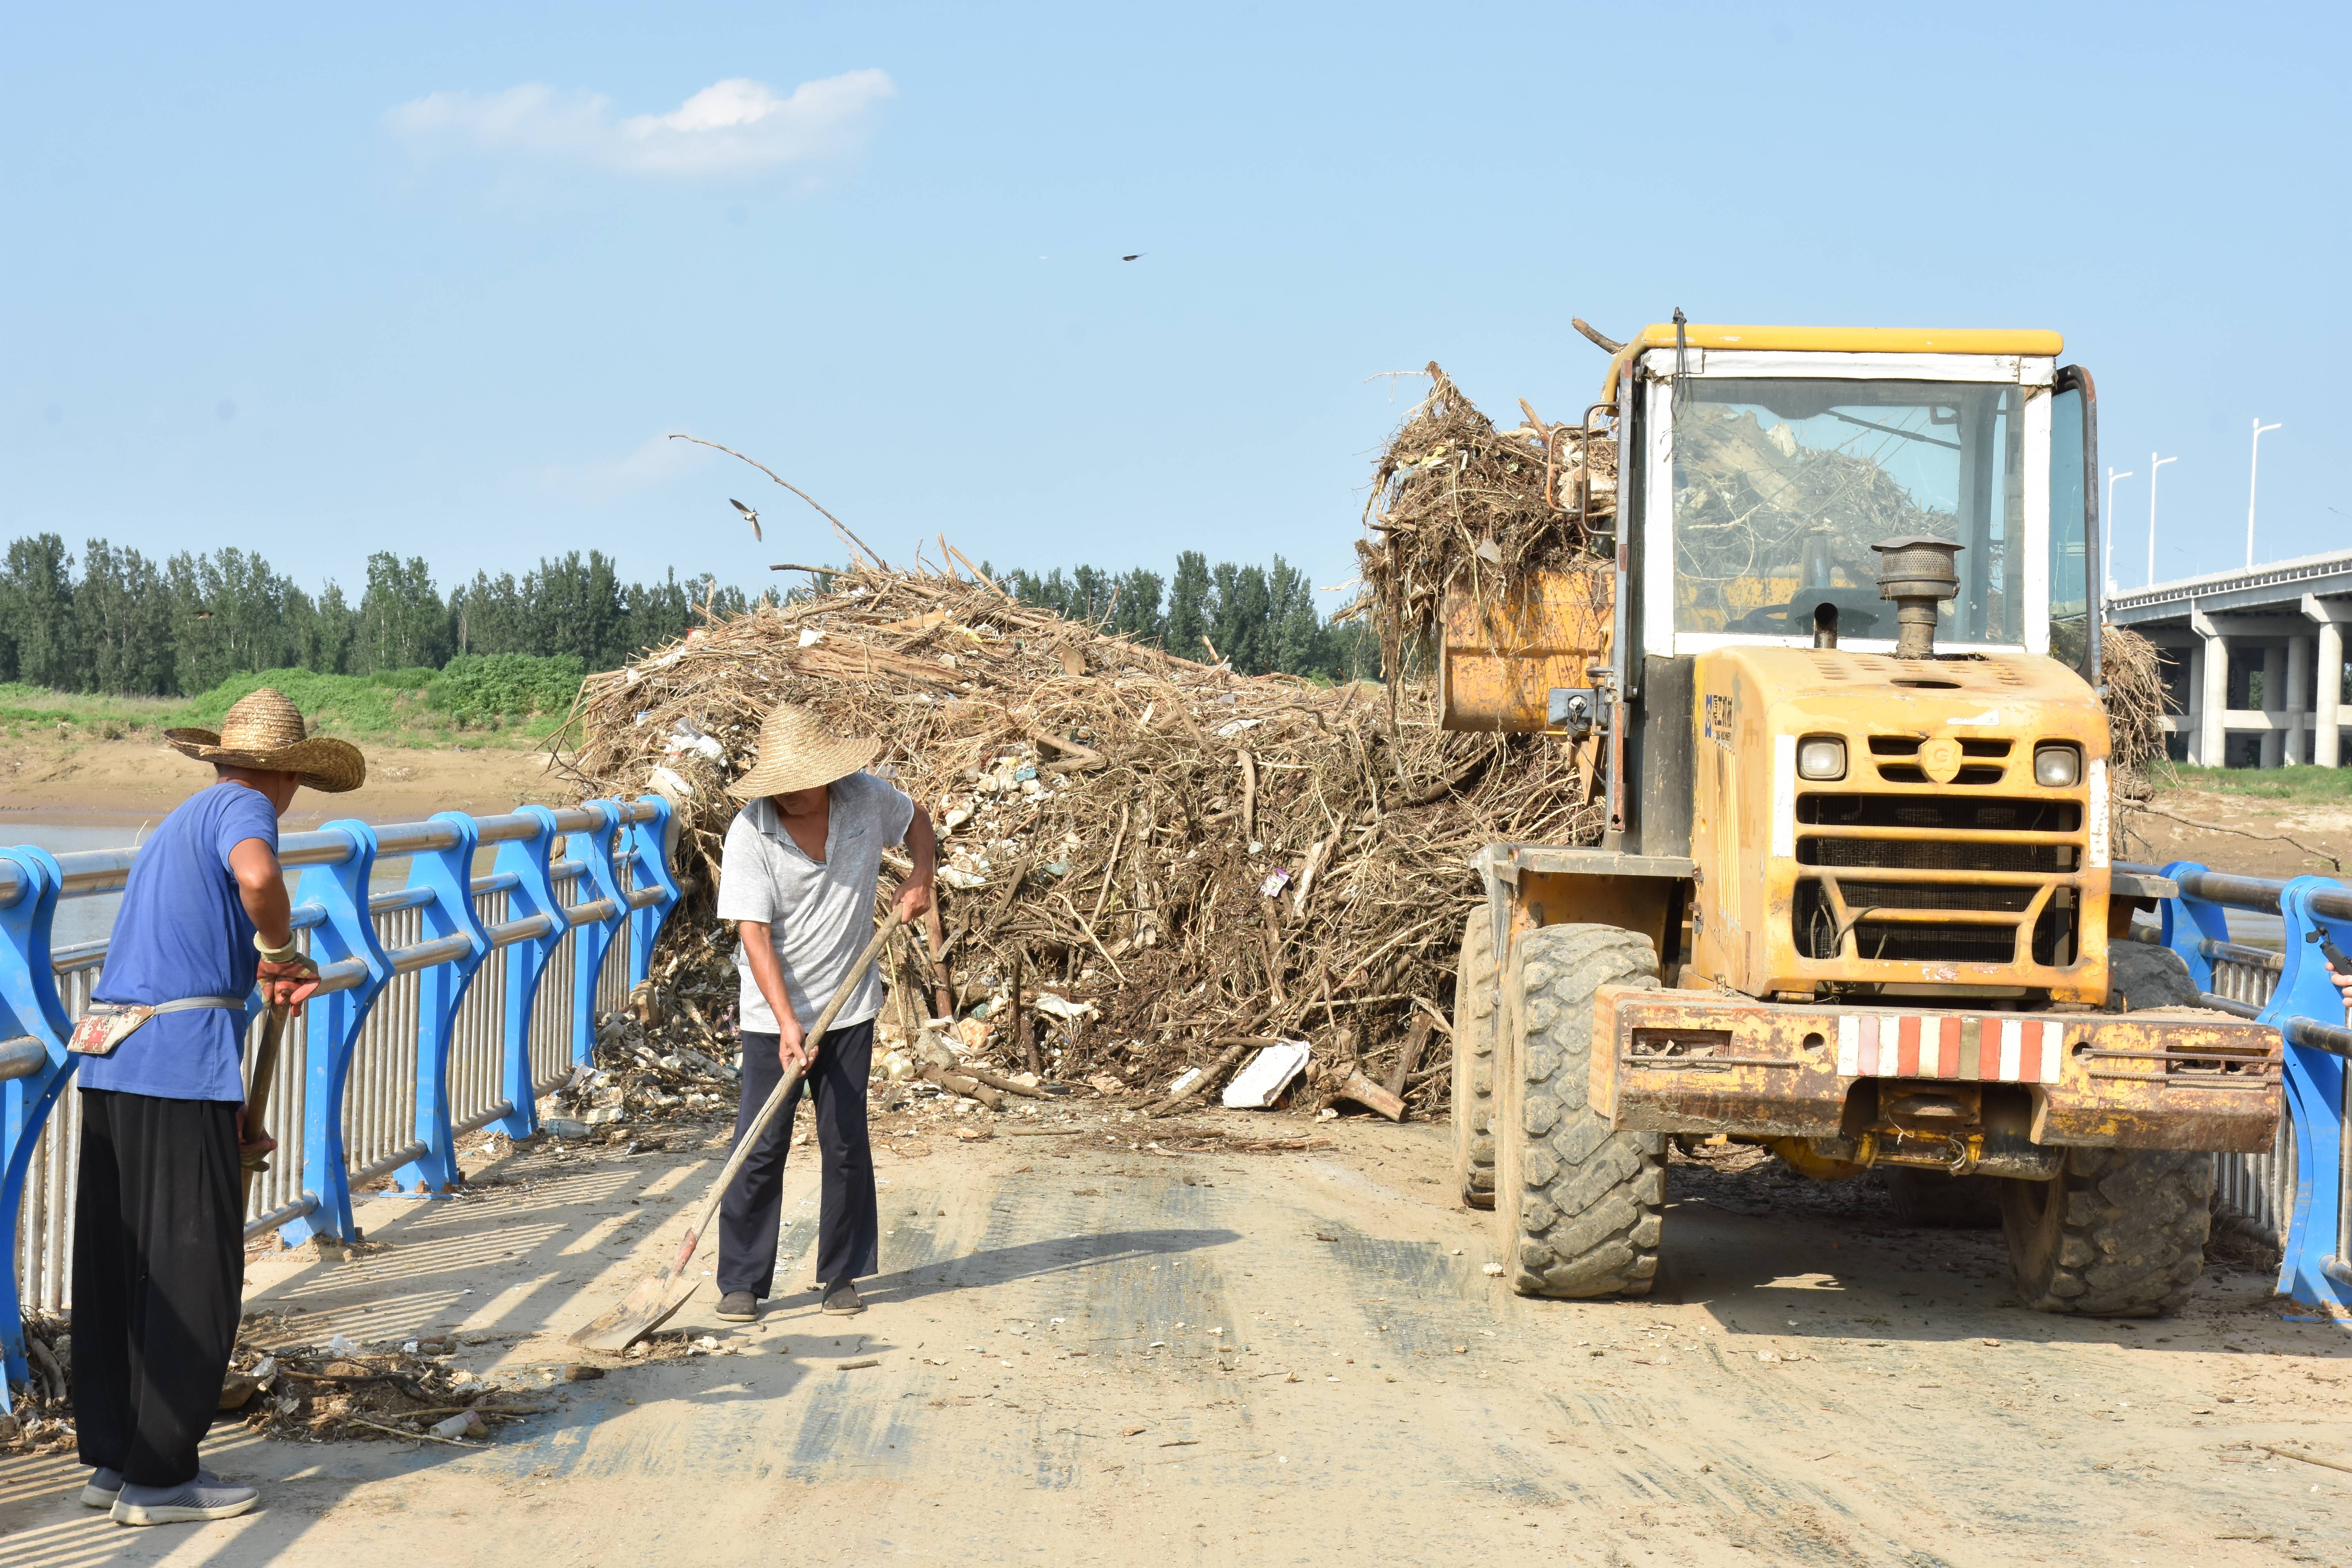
[566,801,627,1072]
[284,822,391,1246]
[2265,876,2352,1312]
[2157,859,2228,991]
[624,795,683,994]
[0,849,74,1410]
[492,807,563,1141]
[396,813,491,1196]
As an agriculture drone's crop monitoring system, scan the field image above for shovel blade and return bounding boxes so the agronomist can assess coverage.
[568,1269,697,1354]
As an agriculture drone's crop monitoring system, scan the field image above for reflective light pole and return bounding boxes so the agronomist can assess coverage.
[2245,418,2282,568]
[2147,453,2178,587]
[2105,466,2132,595]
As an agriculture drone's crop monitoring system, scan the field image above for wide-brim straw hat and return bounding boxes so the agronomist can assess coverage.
[165,688,367,794]
[726,701,880,801]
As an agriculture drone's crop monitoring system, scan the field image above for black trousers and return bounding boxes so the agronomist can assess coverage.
[71,1089,243,1488]
[718,1020,879,1298]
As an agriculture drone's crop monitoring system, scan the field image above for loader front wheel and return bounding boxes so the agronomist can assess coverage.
[1492,924,1666,1298]
[2000,1147,2215,1316]
[1450,911,1499,1210]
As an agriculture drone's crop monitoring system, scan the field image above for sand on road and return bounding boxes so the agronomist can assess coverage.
[0,1107,2341,1567]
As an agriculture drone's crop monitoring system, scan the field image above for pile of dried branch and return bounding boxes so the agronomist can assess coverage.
[2099,624,2169,779]
[1350,362,1613,674]
[554,564,1599,1116]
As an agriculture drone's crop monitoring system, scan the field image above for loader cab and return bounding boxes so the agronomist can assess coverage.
[1608,327,2100,683]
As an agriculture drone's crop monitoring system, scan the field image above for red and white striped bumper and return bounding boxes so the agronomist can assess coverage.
[1835,1013,2063,1085]
[1591,985,2284,1154]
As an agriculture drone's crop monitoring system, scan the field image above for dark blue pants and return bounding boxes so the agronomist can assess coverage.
[718,1020,879,1297]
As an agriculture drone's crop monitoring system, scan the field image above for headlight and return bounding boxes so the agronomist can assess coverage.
[1797,736,1846,781]
[2033,744,2082,788]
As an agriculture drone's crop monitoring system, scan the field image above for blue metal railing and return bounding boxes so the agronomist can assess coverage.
[0,796,682,1408]
[2126,859,2352,1313]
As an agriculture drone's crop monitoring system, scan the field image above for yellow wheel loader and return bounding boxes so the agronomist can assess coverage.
[1448,323,2279,1316]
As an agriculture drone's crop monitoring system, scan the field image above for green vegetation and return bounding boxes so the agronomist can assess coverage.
[0,653,586,749]
[0,534,765,698]
[991,550,1376,681]
[2152,763,2352,803]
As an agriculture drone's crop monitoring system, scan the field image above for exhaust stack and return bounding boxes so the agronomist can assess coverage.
[1870,536,1962,659]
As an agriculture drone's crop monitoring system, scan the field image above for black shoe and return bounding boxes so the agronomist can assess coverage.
[820,1279,865,1315]
[715,1290,758,1322]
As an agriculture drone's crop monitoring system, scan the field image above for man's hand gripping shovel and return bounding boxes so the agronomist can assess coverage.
[569,910,904,1354]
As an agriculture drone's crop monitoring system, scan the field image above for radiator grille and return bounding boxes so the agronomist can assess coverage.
[1793,788,2087,969]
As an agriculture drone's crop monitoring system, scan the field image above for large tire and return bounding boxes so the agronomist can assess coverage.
[2107,941,2201,1012]
[1450,911,1499,1210]
[1492,924,1667,1298]
[2000,1147,2216,1316]
[1887,1168,2002,1229]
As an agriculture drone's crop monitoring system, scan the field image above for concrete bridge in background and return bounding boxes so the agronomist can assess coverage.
[2106,546,2352,768]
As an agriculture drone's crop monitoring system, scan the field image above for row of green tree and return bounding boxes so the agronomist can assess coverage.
[0,534,763,697]
[990,552,1373,681]
[0,533,1374,697]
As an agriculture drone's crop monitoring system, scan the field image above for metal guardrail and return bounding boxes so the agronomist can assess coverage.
[0,797,682,1410]
[2121,859,2352,1310]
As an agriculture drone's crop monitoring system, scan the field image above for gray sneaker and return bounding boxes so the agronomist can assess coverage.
[715,1290,758,1322]
[820,1279,865,1315]
[111,1470,258,1526]
[80,1466,123,1508]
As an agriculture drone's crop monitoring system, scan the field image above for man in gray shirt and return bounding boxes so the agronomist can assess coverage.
[713,701,936,1318]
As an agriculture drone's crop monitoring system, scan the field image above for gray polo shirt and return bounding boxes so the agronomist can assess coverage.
[715,771,916,1035]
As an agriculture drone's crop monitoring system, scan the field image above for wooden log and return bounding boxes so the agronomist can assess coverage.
[920,1063,1004,1111]
[960,1061,1048,1100]
[1384,1015,1435,1100]
[1333,1069,1406,1122]
[1012,951,1036,1077]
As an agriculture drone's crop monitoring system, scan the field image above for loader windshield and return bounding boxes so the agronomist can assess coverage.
[1671,378,2025,645]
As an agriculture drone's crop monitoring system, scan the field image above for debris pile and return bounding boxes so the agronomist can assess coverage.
[223,1317,565,1444]
[548,1004,742,1131]
[2098,623,2171,856]
[1350,361,1613,674]
[1,1313,75,1452]
[554,565,1595,1116]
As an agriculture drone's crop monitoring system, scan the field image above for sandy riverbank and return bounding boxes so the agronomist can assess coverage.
[0,733,573,828]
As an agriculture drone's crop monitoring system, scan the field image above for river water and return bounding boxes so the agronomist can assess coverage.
[0,810,429,952]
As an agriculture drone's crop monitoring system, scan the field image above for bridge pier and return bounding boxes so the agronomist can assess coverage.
[2308,593,2350,769]
[2116,549,2352,771]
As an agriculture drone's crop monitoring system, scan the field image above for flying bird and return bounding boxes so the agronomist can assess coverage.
[1121,252,1145,261]
[730,498,761,541]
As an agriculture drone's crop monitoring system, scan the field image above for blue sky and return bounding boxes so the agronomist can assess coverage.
[7,3,2347,610]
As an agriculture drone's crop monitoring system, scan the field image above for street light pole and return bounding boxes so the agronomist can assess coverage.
[2147,452,2177,587]
[2105,466,2132,595]
[2245,417,2282,568]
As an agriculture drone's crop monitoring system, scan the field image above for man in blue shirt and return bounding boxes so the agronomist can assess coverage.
[74,688,363,1527]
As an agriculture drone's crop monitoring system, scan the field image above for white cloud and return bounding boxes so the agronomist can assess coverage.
[390,71,895,178]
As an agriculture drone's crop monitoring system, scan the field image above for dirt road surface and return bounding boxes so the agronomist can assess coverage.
[1,1109,2345,1566]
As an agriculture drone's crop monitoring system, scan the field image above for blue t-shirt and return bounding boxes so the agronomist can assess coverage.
[82,781,279,1103]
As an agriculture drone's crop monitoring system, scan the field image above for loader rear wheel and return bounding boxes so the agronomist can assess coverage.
[1492,924,1666,1299]
[2000,1147,2215,1316]
[1450,911,1499,1210]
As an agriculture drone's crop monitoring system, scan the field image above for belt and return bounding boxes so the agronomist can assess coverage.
[86,996,245,1016]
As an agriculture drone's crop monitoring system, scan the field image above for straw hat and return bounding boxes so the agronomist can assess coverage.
[726,702,880,802]
[165,688,367,794]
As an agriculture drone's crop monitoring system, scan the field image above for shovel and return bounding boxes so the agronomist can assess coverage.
[570,910,904,1352]
[239,1004,290,1216]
